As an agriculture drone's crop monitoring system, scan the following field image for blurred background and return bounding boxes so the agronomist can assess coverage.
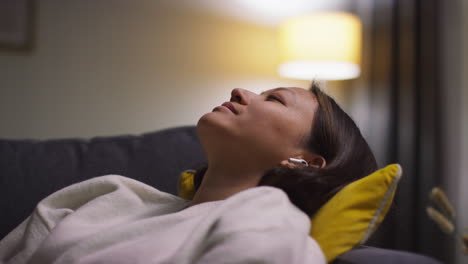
[0,0,466,263]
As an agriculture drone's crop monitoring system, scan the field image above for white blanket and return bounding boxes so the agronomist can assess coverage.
[0,175,325,264]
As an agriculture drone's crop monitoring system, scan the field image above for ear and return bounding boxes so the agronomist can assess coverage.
[308,155,327,168]
[279,152,326,169]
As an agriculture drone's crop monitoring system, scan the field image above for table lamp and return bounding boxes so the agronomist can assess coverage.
[278,12,362,80]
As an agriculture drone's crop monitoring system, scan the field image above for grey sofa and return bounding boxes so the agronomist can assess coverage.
[0,126,442,264]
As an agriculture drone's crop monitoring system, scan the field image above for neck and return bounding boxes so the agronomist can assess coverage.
[189,162,264,206]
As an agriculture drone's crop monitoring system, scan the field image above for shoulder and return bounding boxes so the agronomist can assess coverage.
[212,186,311,235]
[197,187,325,263]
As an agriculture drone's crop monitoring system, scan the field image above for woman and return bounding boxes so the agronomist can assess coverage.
[193,82,377,216]
[0,82,376,264]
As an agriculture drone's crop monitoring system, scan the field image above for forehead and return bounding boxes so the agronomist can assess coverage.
[289,87,316,100]
[290,87,318,112]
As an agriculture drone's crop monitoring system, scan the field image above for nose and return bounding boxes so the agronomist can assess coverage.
[230,88,252,105]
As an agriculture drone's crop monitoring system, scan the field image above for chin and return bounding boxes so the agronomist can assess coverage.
[197,112,240,151]
[197,111,233,133]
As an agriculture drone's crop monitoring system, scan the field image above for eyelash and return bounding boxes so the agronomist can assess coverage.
[266,95,284,104]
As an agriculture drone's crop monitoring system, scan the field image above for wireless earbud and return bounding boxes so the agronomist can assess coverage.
[287,158,309,167]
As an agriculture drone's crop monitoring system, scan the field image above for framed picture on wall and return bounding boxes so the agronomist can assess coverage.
[0,0,33,50]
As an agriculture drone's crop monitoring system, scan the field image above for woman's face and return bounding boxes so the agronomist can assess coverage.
[197,87,318,167]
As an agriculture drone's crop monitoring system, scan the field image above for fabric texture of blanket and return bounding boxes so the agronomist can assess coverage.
[0,175,325,264]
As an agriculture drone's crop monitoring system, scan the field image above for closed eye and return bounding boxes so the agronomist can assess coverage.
[266,94,285,105]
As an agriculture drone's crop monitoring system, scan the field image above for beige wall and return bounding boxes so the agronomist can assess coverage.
[0,0,310,139]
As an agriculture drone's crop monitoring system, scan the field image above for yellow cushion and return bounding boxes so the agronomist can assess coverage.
[178,164,402,263]
[178,169,197,200]
[311,164,402,262]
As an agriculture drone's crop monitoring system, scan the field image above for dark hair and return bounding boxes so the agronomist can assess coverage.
[193,82,377,217]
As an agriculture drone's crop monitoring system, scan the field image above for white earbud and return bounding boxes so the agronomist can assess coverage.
[287,158,309,167]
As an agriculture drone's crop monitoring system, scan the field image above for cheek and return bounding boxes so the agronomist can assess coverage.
[270,118,305,147]
[240,108,305,153]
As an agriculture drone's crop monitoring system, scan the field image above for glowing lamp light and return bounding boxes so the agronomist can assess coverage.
[278,12,362,80]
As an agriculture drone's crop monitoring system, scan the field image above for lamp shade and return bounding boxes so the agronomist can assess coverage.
[278,12,362,80]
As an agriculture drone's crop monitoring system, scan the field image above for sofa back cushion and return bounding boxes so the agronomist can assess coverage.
[0,126,205,239]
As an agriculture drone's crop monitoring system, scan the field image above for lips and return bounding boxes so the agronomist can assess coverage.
[221,102,238,114]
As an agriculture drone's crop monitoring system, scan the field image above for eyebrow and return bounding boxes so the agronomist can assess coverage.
[260,87,296,96]
[260,87,297,105]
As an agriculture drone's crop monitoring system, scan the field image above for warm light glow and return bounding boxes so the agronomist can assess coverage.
[279,61,360,81]
[278,12,362,80]
[237,0,315,17]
